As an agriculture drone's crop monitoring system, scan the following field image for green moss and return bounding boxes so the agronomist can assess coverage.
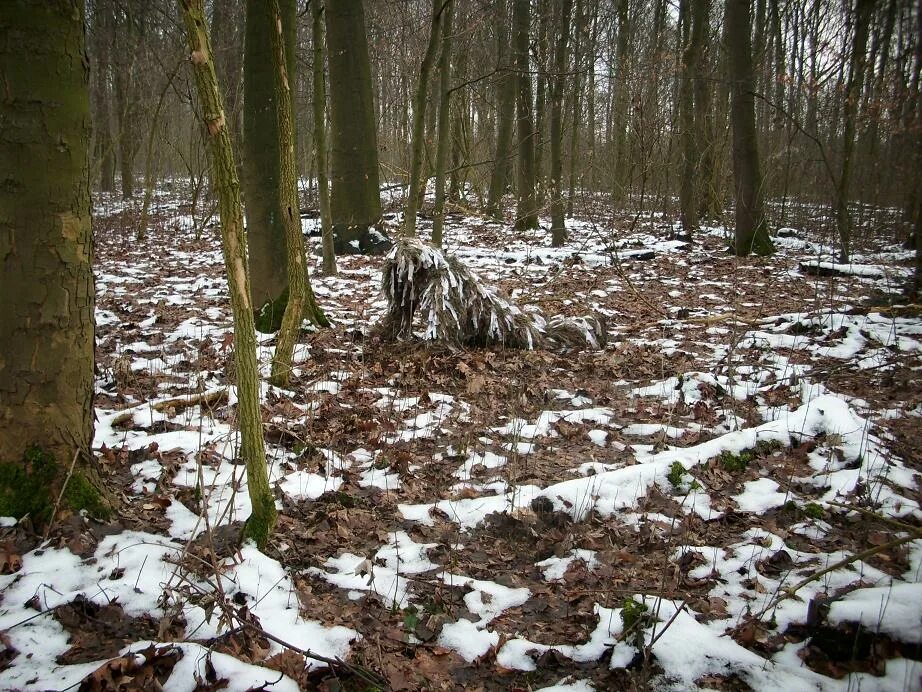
[0,446,57,521]
[255,287,330,334]
[254,291,288,333]
[243,506,276,549]
[62,471,111,520]
[0,447,109,522]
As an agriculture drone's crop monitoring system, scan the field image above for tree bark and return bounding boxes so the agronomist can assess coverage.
[725,0,774,256]
[432,0,455,247]
[270,0,317,388]
[325,0,384,253]
[610,0,630,204]
[679,0,709,233]
[243,0,294,326]
[835,0,876,263]
[513,0,539,230]
[404,0,447,238]
[312,1,337,276]
[486,4,516,219]
[550,0,573,246]
[0,0,114,522]
[91,1,116,193]
[177,0,277,548]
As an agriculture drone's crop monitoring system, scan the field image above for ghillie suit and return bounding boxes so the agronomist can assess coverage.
[377,237,606,350]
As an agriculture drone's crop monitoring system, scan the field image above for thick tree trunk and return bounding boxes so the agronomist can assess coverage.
[432,0,455,247]
[243,0,293,326]
[550,0,573,246]
[725,0,774,256]
[312,2,337,276]
[486,7,516,219]
[177,0,277,548]
[513,0,539,230]
[0,0,114,522]
[404,0,446,238]
[325,0,384,253]
[835,0,876,263]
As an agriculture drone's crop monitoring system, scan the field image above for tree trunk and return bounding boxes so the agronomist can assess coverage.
[835,0,876,263]
[432,0,455,247]
[513,0,539,230]
[243,0,293,327]
[486,6,515,219]
[448,34,469,203]
[610,0,630,204]
[212,0,244,152]
[725,0,774,256]
[92,2,116,193]
[566,0,584,217]
[270,0,318,388]
[679,0,709,233]
[312,1,337,276]
[404,0,446,238]
[550,0,573,246]
[325,0,384,253]
[534,0,551,200]
[177,0,277,548]
[0,0,114,523]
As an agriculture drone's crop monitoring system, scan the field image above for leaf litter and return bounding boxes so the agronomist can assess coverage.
[1,187,921,690]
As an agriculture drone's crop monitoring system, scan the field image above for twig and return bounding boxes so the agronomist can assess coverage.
[236,620,389,689]
[43,448,81,540]
[825,500,922,536]
[753,532,920,621]
[646,598,688,649]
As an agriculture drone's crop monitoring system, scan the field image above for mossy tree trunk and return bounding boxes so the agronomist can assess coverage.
[549,0,573,247]
[404,0,447,238]
[725,0,774,256]
[513,0,539,230]
[325,0,384,253]
[270,0,323,388]
[431,0,454,248]
[0,0,114,522]
[312,1,337,276]
[177,0,277,548]
[486,4,516,219]
[243,0,294,324]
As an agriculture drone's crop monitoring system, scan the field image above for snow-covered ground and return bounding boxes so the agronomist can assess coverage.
[1,186,920,690]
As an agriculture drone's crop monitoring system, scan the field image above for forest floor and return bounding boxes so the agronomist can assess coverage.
[1,186,921,691]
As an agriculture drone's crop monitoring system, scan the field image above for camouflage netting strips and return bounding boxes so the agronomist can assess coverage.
[377,237,606,350]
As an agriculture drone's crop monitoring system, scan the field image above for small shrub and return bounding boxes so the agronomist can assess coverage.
[803,502,824,519]
[621,598,649,633]
[667,462,686,488]
[718,449,754,473]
